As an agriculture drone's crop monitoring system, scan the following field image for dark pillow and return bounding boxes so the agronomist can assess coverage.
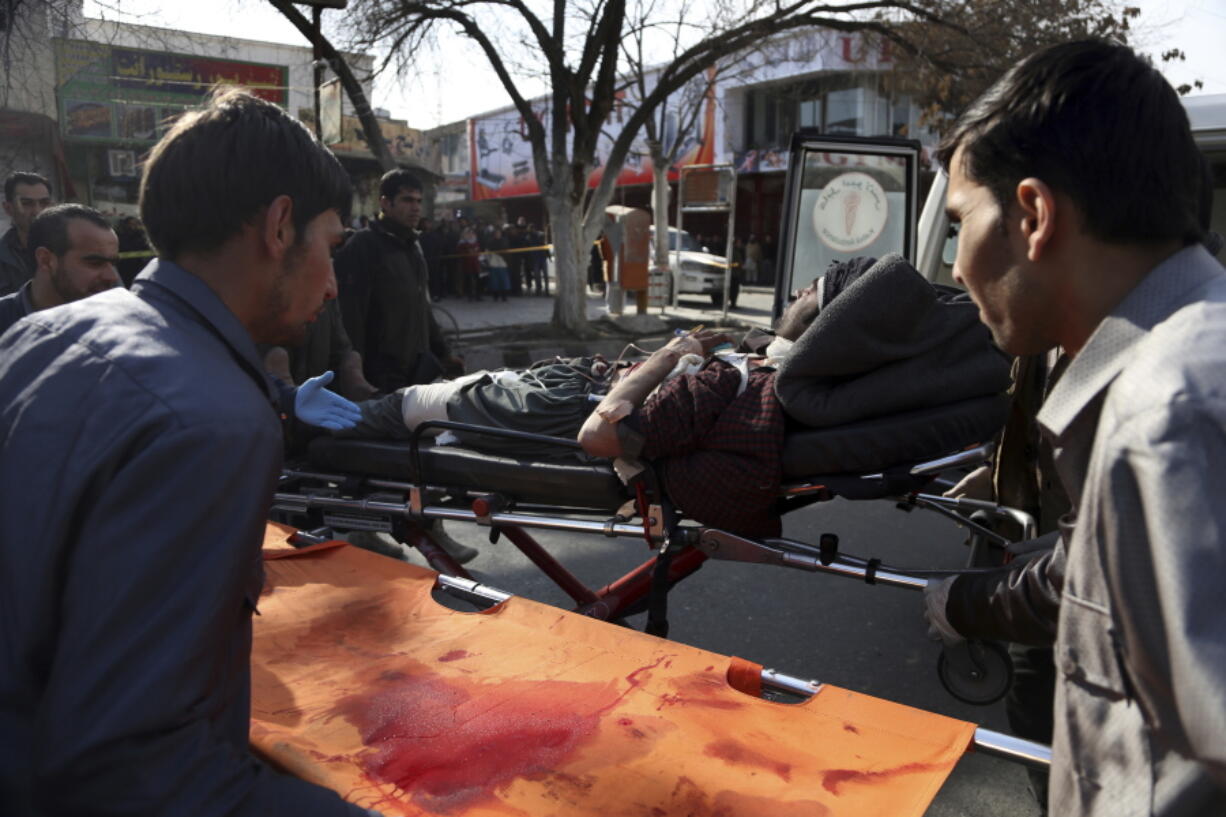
[775,253,1012,428]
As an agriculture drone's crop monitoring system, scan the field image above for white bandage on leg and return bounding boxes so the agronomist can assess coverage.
[400,371,485,431]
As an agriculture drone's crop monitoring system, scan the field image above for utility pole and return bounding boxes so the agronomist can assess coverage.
[290,0,349,138]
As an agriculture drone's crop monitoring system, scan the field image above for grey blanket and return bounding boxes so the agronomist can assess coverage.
[775,254,1012,428]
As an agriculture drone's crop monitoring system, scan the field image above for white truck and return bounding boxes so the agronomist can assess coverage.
[915,93,1226,286]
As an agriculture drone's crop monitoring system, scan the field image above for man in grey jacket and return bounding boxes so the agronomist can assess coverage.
[929,40,1226,816]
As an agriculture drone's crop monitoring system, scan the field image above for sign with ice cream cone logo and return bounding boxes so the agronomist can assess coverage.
[813,171,888,252]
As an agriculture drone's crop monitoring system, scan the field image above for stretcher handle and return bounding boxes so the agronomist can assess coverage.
[907,442,995,476]
[911,493,1038,542]
[409,419,583,485]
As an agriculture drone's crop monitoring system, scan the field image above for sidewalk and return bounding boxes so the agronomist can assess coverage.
[433,282,775,372]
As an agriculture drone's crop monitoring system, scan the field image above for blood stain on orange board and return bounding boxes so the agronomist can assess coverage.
[821,761,943,795]
[437,650,471,662]
[332,658,666,814]
[703,738,792,781]
[842,723,861,735]
[276,599,404,663]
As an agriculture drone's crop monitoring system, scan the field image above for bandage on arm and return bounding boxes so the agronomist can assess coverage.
[579,336,700,458]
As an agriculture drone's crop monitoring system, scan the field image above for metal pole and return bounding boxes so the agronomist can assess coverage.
[673,169,684,308]
[311,6,323,139]
[721,168,737,322]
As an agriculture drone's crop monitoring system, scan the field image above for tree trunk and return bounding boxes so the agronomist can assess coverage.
[545,189,588,332]
[650,149,672,302]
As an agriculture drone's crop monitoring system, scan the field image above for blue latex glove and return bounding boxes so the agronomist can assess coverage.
[294,371,363,430]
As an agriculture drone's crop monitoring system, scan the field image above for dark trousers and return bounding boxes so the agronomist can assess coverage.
[1006,643,1054,814]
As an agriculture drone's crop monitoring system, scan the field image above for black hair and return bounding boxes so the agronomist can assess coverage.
[379,168,422,201]
[140,87,351,260]
[4,171,52,202]
[28,204,113,258]
[937,40,1203,247]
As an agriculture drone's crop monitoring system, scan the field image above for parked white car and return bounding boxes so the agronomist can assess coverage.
[650,226,739,307]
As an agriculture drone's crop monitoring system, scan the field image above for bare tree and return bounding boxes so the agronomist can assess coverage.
[619,0,773,304]
[1,0,77,111]
[884,1,1184,132]
[338,0,954,332]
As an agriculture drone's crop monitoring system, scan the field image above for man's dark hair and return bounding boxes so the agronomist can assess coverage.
[4,171,52,202]
[937,40,1203,246]
[28,204,112,258]
[379,168,422,201]
[140,88,351,260]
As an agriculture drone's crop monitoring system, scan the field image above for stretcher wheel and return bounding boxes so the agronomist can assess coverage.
[937,640,1013,705]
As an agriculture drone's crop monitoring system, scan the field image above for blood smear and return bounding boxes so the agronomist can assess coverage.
[332,664,632,813]
[821,761,941,795]
[703,738,792,781]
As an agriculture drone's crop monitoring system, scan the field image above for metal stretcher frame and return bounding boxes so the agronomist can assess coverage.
[274,421,1033,628]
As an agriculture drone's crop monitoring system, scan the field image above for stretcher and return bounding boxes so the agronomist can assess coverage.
[251,523,1049,816]
[273,390,1028,703]
[275,389,1022,615]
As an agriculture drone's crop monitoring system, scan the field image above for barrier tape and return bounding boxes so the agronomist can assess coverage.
[441,243,742,268]
[121,244,742,268]
[440,243,554,260]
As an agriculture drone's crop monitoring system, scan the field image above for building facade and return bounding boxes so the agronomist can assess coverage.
[1,1,420,228]
[423,29,939,279]
[0,0,74,225]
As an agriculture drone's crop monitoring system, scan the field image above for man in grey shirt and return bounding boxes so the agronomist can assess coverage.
[927,40,1226,815]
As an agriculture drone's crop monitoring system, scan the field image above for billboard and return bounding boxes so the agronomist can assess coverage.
[322,111,429,166]
[53,38,288,144]
[469,80,716,201]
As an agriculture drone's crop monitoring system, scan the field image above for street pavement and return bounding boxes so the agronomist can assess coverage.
[432,281,776,332]
[431,282,777,372]
[388,278,1043,816]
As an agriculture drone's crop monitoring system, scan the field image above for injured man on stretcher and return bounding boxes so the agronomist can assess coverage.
[319,254,1012,537]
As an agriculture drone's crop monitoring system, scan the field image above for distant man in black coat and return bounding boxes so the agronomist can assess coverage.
[0,171,53,295]
[335,170,462,392]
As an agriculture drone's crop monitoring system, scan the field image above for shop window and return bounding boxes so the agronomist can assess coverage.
[798,99,822,129]
[891,95,914,137]
[825,88,863,135]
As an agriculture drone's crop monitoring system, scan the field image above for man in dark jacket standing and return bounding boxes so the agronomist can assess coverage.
[335,170,461,392]
[0,171,54,295]
[0,89,374,816]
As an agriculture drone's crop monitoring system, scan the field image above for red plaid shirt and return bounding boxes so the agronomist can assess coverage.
[622,359,785,536]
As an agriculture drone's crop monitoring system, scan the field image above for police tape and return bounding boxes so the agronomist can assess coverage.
[120,244,742,269]
[439,243,553,260]
[440,244,741,269]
